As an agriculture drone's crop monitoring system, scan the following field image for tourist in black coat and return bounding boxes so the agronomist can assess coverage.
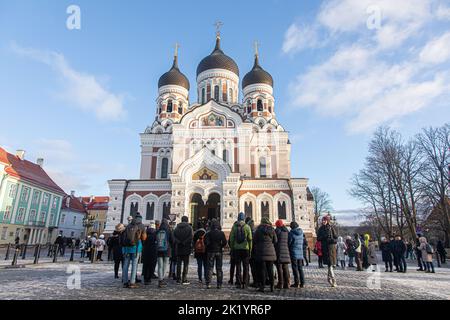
[142,222,158,284]
[274,220,291,289]
[437,240,446,264]
[204,219,227,288]
[110,225,124,279]
[380,237,393,272]
[317,215,338,287]
[393,236,407,272]
[254,217,277,293]
[173,216,194,284]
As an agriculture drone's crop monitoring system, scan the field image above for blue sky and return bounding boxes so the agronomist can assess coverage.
[1,0,449,223]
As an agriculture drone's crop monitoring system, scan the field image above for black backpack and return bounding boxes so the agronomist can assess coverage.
[235,224,246,244]
[121,223,141,247]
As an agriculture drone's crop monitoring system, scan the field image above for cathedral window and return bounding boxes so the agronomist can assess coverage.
[245,202,253,218]
[130,202,139,218]
[222,149,229,163]
[146,202,155,220]
[178,102,183,114]
[202,88,206,104]
[261,201,270,219]
[162,202,171,220]
[161,158,169,179]
[259,157,267,178]
[167,100,173,113]
[257,99,263,112]
[278,201,287,219]
[247,106,251,114]
[214,85,220,101]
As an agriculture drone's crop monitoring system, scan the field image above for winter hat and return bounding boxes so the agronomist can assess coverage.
[275,219,284,228]
[149,221,156,228]
[238,212,245,221]
[115,223,125,232]
[261,217,272,225]
[290,221,299,229]
[99,234,105,239]
[181,216,189,223]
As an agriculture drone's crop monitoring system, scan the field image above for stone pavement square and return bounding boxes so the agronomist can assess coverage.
[0,254,449,300]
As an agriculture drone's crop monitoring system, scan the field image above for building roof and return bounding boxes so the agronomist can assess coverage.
[242,55,273,89]
[0,147,65,195]
[80,196,110,210]
[61,195,87,213]
[158,55,190,90]
[196,36,239,77]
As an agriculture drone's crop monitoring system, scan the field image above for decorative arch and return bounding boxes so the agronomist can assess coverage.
[124,193,143,222]
[239,192,257,220]
[156,193,172,222]
[256,192,274,224]
[273,192,292,221]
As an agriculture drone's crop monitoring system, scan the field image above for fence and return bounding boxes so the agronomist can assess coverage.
[0,243,107,267]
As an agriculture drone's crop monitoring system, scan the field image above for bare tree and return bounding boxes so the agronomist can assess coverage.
[310,186,333,230]
[416,124,450,246]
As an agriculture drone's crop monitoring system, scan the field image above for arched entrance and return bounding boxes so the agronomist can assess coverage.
[190,193,221,229]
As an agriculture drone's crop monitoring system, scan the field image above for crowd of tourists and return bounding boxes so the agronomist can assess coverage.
[95,213,446,291]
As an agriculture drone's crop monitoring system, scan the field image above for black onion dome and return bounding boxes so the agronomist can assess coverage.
[242,55,273,89]
[196,37,239,77]
[158,56,190,90]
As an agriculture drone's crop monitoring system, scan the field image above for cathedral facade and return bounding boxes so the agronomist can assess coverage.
[104,34,316,241]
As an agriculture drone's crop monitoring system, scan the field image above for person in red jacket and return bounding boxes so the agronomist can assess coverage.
[314,240,324,268]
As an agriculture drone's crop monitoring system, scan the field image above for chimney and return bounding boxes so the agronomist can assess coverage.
[66,197,70,208]
[70,190,75,197]
[16,150,25,160]
[36,158,44,168]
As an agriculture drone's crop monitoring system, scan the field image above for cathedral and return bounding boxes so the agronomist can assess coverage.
[104,32,316,242]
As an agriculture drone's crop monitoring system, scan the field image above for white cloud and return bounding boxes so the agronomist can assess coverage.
[282,24,322,54]
[284,0,450,133]
[11,43,126,121]
[436,4,450,20]
[35,139,74,162]
[420,32,450,64]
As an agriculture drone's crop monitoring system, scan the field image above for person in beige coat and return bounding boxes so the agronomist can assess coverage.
[367,239,378,272]
[419,237,435,273]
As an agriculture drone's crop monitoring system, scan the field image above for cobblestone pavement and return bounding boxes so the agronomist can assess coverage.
[0,256,449,300]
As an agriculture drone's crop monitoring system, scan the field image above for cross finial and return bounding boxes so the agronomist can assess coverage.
[214,20,224,37]
[254,40,260,57]
[174,42,179,57]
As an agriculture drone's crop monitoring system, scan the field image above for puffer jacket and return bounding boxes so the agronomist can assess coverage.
[275,226,291,264]
[288,227,304,260]
[317,224,338,266]
[173,222,193,256]
[254,224,278,262]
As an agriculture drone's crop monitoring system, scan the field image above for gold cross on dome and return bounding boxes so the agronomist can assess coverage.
[254,40,260,57]
[174,42,179,57]
[214,20,224,36]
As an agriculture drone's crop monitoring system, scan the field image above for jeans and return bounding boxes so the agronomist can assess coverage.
[96,250,103,261]
[397,255,407,272]
[291,259,305,286]
[207,252,223,285]
[157,256,169,281]
[425,261,435,272]
[229,251,236,283]
[196,255,208,281]
[80,250,85,258]
[348,256,354,267]
[384,260,393,271]
[276,263,290,288]
[122,253,138,284]
[234,249,250,286]
[176,255,190,282]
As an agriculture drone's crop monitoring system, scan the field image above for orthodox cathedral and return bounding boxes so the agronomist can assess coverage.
[104,32,316,241]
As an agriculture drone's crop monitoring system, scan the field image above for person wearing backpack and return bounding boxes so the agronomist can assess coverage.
[193,221,207,283]
[204,219,227,289]
[419,236,435,273]
[173,216,194,285]
[121,213,147,288]
[156,219,174,288]
[229,212,253,289]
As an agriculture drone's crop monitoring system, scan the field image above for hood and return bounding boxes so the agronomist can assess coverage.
[211,220,220,230]
[338,236,344,243]
[194,228,206,235]
[291,227,303,236]
[276,225,288,233]
[259,224,273,235]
